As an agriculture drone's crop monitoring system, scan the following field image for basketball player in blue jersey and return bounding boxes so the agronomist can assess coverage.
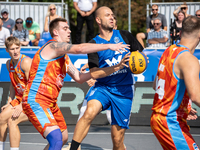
[77,15,118,124]
[70,6,144,150]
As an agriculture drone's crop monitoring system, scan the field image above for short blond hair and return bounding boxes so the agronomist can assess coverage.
[5,37,20,49]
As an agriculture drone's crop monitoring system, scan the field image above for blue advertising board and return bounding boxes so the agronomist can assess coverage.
[0,47,200,82]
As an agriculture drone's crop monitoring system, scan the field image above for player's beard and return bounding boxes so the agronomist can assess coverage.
[101,23,113,32]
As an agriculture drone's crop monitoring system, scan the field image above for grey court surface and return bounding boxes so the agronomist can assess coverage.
[3,125,200,150]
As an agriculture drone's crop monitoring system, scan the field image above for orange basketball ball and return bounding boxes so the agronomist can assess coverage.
[129,51,147,74]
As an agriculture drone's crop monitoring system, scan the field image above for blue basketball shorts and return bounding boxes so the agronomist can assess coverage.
[87,85,134,129]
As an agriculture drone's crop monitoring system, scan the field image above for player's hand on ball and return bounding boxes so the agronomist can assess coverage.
[140,50,149,64]
[118,52,130,69]
[109,42,130,54]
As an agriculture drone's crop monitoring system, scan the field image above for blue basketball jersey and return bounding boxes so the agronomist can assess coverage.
[93,30,135,86]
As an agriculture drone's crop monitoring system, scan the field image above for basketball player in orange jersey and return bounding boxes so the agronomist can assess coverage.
[0,37,32,150]
[22,17,130,150]
[151,16,200,150]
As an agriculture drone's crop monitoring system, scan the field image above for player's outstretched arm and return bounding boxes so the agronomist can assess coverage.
[178,52,200,107]
[67,58,92,84]
[90,53,130,79]
[49,42,129,56]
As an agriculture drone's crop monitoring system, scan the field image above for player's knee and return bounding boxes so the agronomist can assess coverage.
[136,33,145,40]
[83,107,97,122]
[112,136,123,148]
[46,129,63,150]
[7,118,17,128]
[112,132,124,146]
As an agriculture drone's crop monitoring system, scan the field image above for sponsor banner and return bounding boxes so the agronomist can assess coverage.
[0,47,200,82]
[0,82,199,126]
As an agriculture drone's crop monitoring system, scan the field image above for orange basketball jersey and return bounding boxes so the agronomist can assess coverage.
[152,44,190,121]
[22,40,69,135]
[23,39,70,105]
[151,44,199,150]
[9,54,28,106]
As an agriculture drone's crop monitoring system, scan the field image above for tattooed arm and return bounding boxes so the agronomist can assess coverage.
[66,58,92,84]
[41,41,129,60]
[49,42,129,55]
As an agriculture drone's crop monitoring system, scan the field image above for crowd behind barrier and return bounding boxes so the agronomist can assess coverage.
[1,2,200,48]
[0,2,68,33]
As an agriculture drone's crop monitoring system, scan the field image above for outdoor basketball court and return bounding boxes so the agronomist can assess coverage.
[3,125,200,150]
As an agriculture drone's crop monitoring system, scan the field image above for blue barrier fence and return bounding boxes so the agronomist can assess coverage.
[0,47,200,82]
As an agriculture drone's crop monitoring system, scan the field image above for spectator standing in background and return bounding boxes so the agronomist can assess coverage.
[0,17,10,46]
[13,18,29,46]
[147,18,168,48]
[1,8,15,36]
[23,17,40,46]
[171,11,186,43]
[44,4,61,32]
[173,2,190,18]
[73,0,97,44]
[136,4,167,48]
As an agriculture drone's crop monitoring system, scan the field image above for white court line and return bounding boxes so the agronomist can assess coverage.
[4,141,112,150]
[19,132,200,136]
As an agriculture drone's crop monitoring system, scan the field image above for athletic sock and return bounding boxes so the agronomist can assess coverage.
[70,140,80,150]
[0,141,5,150]
[10,148,19,150]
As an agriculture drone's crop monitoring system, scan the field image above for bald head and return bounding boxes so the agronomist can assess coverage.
[95,6,112,18]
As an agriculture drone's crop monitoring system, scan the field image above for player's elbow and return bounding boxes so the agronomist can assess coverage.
[73,77,84,84]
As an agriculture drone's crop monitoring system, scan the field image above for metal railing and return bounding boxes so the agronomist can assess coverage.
[147,2,200,36]
[0,2,69,33]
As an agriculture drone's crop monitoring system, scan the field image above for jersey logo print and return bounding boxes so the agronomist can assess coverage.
[17,73,23,79]
[105,55,122,67]
[114,37,120,43]
[16,83,24,95]
[123,119,128,122]
[159,64,165,72]
[56,74,65,88]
